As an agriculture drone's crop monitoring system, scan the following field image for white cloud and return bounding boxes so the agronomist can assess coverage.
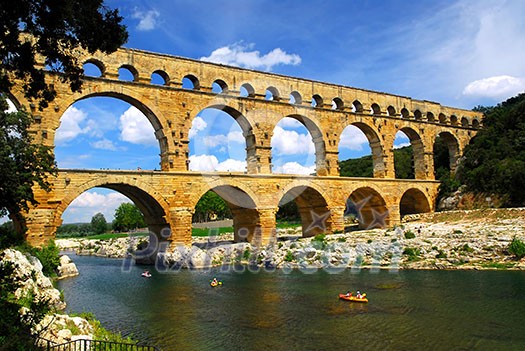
[189,116,207,138]
[55,106,89,145]
[215,159,247,172]
[273,162,315,175]
[200,42,301,71]
[132,9,160,31]
[271,126,315,155]
[188,155,246,172]
[202,131,245,148]
[339,126,369,151]
[462,75,525,99]
[91,139,121,151]
[119,106,157,146]
[278,117,303,128]
[63,191,130,223]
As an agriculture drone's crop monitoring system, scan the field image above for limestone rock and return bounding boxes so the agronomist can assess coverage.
[56,255,79,279]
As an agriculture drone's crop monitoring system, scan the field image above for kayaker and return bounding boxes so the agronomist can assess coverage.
[345,290,352,297]
[356,290,362,299]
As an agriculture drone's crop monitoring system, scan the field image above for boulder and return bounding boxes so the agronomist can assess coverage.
[57,255,79,279]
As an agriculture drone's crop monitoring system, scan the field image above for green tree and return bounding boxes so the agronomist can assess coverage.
[1,0,128,235]
[393,146,414,179]
[457,93,525,206]
[113,203,146,232]
[91,212,108,235]
[193,191,231,223]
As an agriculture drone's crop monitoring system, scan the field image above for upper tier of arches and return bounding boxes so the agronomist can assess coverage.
[76,47,481,128]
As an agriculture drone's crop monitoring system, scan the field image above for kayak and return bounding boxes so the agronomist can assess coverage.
[339,293,368,303]
[141,272,152,278]
[210,281,222,287]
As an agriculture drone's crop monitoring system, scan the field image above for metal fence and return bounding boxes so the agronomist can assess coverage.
[38,338,161,351]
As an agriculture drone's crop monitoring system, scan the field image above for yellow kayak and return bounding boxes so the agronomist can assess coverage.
[339,293,368,303]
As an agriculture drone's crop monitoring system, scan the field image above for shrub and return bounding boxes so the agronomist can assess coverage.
[403,247,420,261]
[404,230,416,239]
[508,237,525,259]
[435,249,447,259]
[311,234,327,250]
[460,244,474,253]
[284,250,294,262]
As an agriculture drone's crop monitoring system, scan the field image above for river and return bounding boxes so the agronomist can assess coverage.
[57,255,525,351]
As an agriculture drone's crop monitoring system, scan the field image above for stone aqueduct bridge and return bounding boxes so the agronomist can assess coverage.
[11,46,482,248]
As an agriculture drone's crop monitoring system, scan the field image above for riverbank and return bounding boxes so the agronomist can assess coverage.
[56,208,525,270]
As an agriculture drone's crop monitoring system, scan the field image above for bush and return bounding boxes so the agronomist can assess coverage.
[17,241,61,277]
[311,234,327,250]
[404,230,416,239]
[435,249,447,259]
[508,237,525,259]
[403,247,420,261]
[284,250,294,262]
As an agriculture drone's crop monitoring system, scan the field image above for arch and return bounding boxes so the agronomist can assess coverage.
[414,110,422,120]
[118,64,138,82]
[472,119,480,129]
[182,74,200,90]
[352,100,363,113]
[212,79,228,94]
[396,127,425,179]
[265,86,280,101]
[83,59,105,77]
[151,70,170,85]
[190,104,255,172]
[434,131,460,174]
[192,184,259,243]
[427,112,435,122]
[438,113,447,124]
[58,92,168,169]
[399,188,431,217]
[450,114,458,126]
[387,106,396,116]
[346,187,389,229]
[339,122,386,178]
[332,97,344,111]
[371,103,381,115]
[400,108,410,119]
[240,83,255,98]
[278,185,331,237]
[289,91,302,105]
[311,94,323,108]
[275,114,326,175]
[57,177,170,237]
[461,117,469,127]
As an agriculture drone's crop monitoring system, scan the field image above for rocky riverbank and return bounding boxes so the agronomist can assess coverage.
[56,208,525,271]
[0,249,93,346]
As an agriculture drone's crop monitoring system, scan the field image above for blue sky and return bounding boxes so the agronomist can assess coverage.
[5,0,525,225]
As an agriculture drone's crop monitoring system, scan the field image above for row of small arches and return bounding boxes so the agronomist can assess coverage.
[82,60,481,129]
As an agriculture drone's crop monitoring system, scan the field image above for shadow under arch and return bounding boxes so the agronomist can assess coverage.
[195,184,260,243]
[63,92,169,169]
[346,187,389,229]
[277,114,327,175]
[434,131,460,174]
[400,188,431,217]
[279,185,332,237]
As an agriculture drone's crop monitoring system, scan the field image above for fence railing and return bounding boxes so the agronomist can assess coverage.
[37,337,161,351]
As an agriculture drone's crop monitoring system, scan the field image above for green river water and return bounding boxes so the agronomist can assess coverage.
[57,255,525,351]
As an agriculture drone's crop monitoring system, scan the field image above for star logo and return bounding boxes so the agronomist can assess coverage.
[366,208,389,229]
[305,210,331,233]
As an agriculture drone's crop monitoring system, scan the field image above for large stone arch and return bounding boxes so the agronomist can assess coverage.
[56,176,171,237]
[434,131,460,174]
[346,187,390,229]
[273,114,327,176]
[191,183,262,243]
[395,126,426,179]
[278,184,332,237]
[54,89,171,169]
[339,121,387,178]
[399,188,432,217]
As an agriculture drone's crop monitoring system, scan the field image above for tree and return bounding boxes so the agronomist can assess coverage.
[0,0,128,232]
[193,191,231,223]
[91,212,108,235]
[457,93,525,206]
[113,203,146,232]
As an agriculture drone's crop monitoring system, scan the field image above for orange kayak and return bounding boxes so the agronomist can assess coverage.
[339,293,368,303]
